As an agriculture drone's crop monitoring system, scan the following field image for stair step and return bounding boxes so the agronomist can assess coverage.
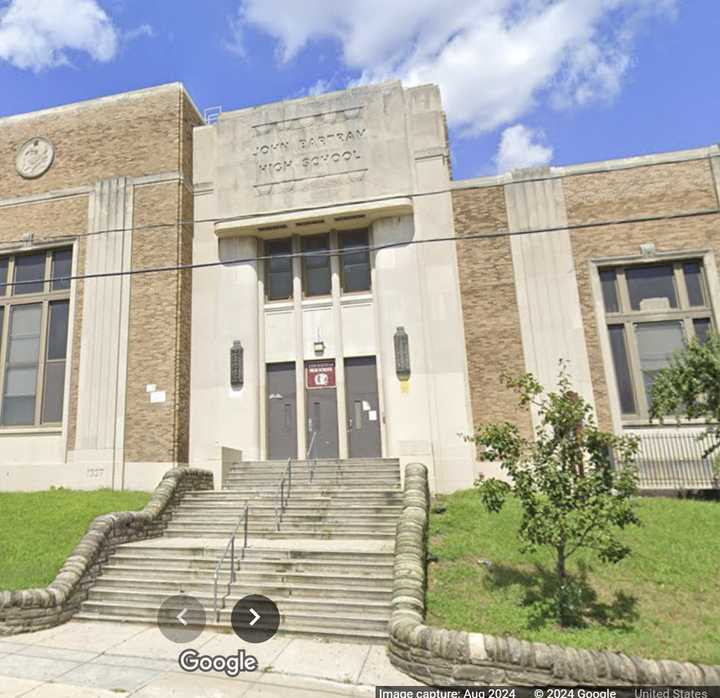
[170,513,400,523]
[92,579,391,600]
[107,557,393,573]
[112,548,392,562]
[83,592,390,616]
[231,458,400,468]
[100,569,392,587]
[73,612,388,641]
[163,530,395,540]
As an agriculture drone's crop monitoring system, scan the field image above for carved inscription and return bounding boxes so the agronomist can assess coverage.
[253,128,367,181]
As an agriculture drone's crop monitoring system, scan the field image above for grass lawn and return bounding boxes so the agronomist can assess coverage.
[0,489,151,591]
[427,490,720,665]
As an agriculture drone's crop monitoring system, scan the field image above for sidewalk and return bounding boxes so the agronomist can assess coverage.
[0,620,420,697]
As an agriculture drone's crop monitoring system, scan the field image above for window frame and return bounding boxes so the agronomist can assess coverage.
[301,233,332,299]
[263,237,294,303]
[338,228,372,295]
[0,247,72,429]
[596,255,715,424]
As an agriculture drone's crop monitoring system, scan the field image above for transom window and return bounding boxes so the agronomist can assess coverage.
[0,249,72,427]
[264,230,372,302]
[599,259,713,421]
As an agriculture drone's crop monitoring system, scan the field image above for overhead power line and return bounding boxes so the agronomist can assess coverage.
[0,151,717,250]
[0,206,718,290]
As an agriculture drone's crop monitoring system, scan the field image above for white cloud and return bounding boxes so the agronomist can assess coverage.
[0,0,119,72]
[123,23,153,44]
[234,0,677,135]
[495,124,553,173]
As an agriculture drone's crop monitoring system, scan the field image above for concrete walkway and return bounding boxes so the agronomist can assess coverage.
[0,620,420,697]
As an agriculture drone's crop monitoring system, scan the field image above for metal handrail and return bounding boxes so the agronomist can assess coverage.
[274,456,292,531]
[212,501,249,622]
[307,430,319,483]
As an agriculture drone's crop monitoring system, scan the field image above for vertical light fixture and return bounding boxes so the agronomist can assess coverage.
[230,341,244,389]
[394,326,411,381]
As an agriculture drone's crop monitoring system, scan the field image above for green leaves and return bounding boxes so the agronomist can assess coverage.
[650,332,720,458]
[471,363,640,626]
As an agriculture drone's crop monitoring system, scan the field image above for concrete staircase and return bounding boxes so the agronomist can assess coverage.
[75,458,402,642]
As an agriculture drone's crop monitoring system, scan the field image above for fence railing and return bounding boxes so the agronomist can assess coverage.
[623,431,719,490]
[212,501,249,621]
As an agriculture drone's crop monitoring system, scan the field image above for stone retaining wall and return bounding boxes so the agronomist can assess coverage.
[0,467,213,636]
[388,462,720,686]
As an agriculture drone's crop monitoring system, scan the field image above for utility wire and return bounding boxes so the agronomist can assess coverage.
[1,206,718,290]
[1,151,717,250]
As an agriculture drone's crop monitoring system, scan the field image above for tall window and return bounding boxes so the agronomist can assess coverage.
[599,259,713,421]
[302,234,331,297]
[339,229,371,293]
[265,238,293,301]
[0,248,72,427]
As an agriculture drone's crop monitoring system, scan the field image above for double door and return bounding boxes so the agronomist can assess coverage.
[266,357,381,460]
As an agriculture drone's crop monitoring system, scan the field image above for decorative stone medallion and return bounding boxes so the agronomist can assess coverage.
[16,137,55,179]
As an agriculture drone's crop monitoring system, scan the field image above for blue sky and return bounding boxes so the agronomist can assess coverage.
[1,0,718,181]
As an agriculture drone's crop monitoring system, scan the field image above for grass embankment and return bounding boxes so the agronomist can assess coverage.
[427,490,720,665]
[0,489,151,591]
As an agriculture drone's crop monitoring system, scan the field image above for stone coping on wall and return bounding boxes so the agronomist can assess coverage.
[388,462,720,687]
[0,466,213,636]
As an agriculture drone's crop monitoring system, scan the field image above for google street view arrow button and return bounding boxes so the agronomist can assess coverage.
[157,594,206,644]
[231,595,280,643]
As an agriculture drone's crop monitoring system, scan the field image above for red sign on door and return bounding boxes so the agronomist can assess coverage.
[306,361,336,390]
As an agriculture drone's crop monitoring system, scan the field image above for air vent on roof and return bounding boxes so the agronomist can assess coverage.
[258,224,289,232]
[333,214,366,222]
[204,106,222,125]
[296,219,326,227]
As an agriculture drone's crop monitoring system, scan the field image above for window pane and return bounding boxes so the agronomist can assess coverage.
[303,235,331,297]
[683,262,705,307]
[694,318,712,344]
[2,304,42,426]
[265,238,293,301]
[5,366,39,396]
[635,321,685,411]
[9,337,41,364]
[51,249,72,291]
[0,258,8,296]
[2,397,36,426]
[608,325,636,414]
[47,300,69,360]
[626,265,677,311]
[42,361,66,423]
[340,230,371,293]
[599,269,619,313]
[13,253,45,295]
[11,303,42,336]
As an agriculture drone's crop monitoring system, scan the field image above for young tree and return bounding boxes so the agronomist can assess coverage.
[472,366,640,626]
[650,332,720,460]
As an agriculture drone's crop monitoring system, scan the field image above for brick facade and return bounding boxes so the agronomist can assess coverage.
[452,186,533,438]
[564,157,720,430]
[454,152,720,435]
[0,84,202,481]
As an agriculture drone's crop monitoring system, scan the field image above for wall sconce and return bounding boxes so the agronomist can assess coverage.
[230,341,244,389]
[394,326,411,380]
[313,329,325,355]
